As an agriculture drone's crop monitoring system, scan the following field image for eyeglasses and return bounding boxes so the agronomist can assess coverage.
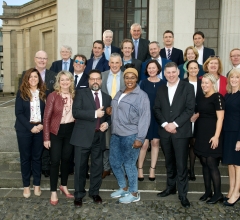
[35,57,47,61]
[209,55,220,58]
[75,60,85,65]
[230,55,240,58]
[89,78,101,82]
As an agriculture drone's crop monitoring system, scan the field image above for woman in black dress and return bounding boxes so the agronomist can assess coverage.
[194,73,225,204]
[222,69,240,206]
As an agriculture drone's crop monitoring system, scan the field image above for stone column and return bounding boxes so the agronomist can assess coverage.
[218,0,240,75]
[173,0,196,51]
[93,0,102,41]
[25,28,31,70]
[16,29,24,76]
[149,0,158,41]
[2,30,12,92]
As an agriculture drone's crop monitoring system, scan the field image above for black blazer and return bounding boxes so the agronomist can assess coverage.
[70,88,112,150]
[203,47,215,64]
[75,73,89,90]
[19,69,57,93]
[49,59,74,74]
[160,47,184,66]
[84,56,110,75]
[120,58,142,75]
[131,38,151,62]
[15,91,45,133]
[153,80,195,138]
[90,45,121,58]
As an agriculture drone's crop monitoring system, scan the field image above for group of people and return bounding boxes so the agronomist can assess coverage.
[15,22,240,209]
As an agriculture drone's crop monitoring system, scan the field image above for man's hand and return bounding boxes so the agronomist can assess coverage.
[132,140,142,149]
[164,123,177,133]
[99,122,108,132]
[96,106,105,118]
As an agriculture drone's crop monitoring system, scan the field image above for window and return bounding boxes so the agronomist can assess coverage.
[0,46,3,52]
[102,0,149,47]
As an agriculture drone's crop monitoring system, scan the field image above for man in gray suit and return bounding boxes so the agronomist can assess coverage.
[101,53,125,178]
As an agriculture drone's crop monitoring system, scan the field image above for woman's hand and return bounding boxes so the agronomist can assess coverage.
[44,141,51,149]
[190,113,199,123]
[235,141,240,151]
[36,124,43,131]
[132,140,142,149]
[209,136,219,149]
[31,126,40,133]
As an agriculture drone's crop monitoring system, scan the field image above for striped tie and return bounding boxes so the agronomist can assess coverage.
[167,49,171,60]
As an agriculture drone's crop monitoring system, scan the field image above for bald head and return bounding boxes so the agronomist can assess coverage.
[34,50,48,71]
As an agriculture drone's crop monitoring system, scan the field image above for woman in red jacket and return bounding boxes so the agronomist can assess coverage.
[43,71,75,205]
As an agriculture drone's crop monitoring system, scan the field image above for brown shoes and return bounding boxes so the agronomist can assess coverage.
[102,170,111,179]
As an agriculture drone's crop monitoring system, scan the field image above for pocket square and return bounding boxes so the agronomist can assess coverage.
[80,86,86,87]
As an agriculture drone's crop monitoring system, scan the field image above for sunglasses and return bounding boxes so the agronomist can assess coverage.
[75,60,85,64]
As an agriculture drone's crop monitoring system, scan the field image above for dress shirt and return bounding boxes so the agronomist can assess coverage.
[74,72,83,85]
[38,69,46,82]
[233,64,240,69]
[132,38,139,59]
[165,47,173,58]
[30,89,41,122]
[152,56,163,79]
[107,70,121,95]
[105,45,111,55]
[92,56,102,69]
[62,59,71,71]
[196,46,204,65]
[91,89,103,118]
[123,58,132,66]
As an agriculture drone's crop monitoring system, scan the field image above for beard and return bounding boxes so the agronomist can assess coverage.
[91,83,101,91]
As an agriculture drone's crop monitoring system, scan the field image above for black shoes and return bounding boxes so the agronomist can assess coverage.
[138,167,144,181]
[42,170,50,177]
[157,189,176,197]
[199,191,213,201]
[148,166,156,181]
[206,194,223,204]
[223,197,240,206]
[90,195,102,204]
[180,197,190,208]
[223,196,229,202]
[74,198,83,207]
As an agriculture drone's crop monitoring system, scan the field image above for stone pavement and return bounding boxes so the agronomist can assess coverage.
[0,189,239,220]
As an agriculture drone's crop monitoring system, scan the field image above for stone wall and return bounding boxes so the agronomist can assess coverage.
[195,0,220,54]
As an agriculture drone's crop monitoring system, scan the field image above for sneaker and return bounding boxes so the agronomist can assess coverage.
[111,188,130,198]
[119,192,140,203]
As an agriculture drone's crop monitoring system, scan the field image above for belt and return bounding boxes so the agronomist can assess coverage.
[30,121,41,124]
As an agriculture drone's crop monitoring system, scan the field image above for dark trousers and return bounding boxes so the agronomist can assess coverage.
[74,131,103,198]
[16,130,44,187]
[42,148,50,171]
[160,136,189,198]
[49,122,74,191]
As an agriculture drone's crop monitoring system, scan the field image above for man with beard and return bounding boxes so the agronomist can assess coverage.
[70,69,112,207]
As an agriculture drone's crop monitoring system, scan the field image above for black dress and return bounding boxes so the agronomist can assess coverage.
[222,91,240,165]
[194,93,225,158]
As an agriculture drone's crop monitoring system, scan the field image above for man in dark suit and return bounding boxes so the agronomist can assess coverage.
[193,31,215,65]
[227,48,240,77]
[70,69,111,207]
[160,30,184,66]
[84,40,110,74]
[49,45,74,74]
[19,50,57,177]
[140,41,171,81]
[120,39,142,74]
[153,62,195,208]
[130,23,150,62]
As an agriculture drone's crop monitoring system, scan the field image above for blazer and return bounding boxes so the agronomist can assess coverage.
[15,91,45,133]
[84,56,110,75]
[153,80,195,138]
[101,70,125,95]
[90,45,121,58]
[160,47,184,66]
[131,38,151,62]
[203,47,215,64]
[75,73,89,90]
[19,69,57,93]
[178,62,205,79]
[49,59,74,74]
[120,58,142,76]
[70,88,112,150]
[139,57,171,81]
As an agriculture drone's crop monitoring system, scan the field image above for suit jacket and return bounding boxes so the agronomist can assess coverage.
[203,47,215,64]
[49,59,74,74]
[131,38,151,62]
[160,47,184,66]
[19,69,57,93]
[101,70,125,95]
[90,45,121,58]
[70,88,112,150]
[153,80,195,138]
[75,73,89,90]
[84,56,110,75]
[120,58,142,76]
[15,91,45,133]
[139,57,171,81]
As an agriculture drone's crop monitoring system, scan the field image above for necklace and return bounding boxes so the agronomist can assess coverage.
[148,77,160,87]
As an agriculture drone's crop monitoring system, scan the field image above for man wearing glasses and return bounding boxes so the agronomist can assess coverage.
[50,45,74,74]
[227,48,240,76]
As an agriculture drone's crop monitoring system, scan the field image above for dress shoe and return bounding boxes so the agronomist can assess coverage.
[23,187,31,198]
[138,167,144,181]
[157,189,176,197]
[59,185,74,198]
[180,197,190,208]
[223,196,229,202]
[148,166,156,181]
[33,186,42,196]
[50,199,58,206]
[74,198,83,207]
[102,170,111,179]
[199,191,213,201]
[223,197,240,206]
[42,170,50,177]
[206,194,223,204]
[90,195,102,204]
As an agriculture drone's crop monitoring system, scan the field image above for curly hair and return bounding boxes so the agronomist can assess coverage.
[53,71,75,98]
[19,68,46,101]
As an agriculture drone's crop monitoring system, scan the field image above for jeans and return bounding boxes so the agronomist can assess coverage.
[109,134,140,193]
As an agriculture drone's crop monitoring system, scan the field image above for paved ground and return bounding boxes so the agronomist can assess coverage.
[0,189,239,220]
[0,93,16,108]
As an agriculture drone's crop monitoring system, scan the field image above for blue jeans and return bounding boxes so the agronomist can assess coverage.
[109,134,140,193]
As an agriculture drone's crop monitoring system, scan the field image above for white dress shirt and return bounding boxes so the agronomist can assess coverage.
[92,89,103,118]
[196,46,204,65]
[152,56,163,79]
[74,72,83,86]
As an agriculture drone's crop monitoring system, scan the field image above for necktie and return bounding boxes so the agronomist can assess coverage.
[105,46,110,60]
[134,40,138,59]
[94,92,100,130]
[64,62,67,70]
[74,75,78,88]
[111,74,117,98]
[167,49,171,60]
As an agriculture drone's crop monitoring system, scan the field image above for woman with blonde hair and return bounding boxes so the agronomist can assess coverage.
[194,73,225,204]
[43,71,75,205]
[222,69,240,206]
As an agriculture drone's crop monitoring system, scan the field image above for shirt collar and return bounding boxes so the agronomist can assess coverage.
[110,70,121,76]
[63,58,71,64]
[132,38,139,43]
[167,78,180,88]
[93,55,102,60]
[74,72,83,76]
